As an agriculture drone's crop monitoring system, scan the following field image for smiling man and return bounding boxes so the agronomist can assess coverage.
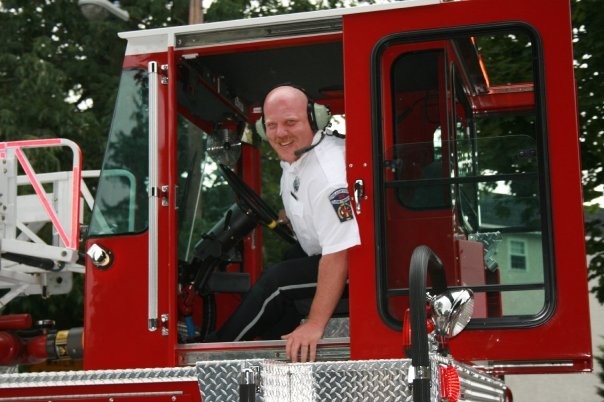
[210,85,360,363]
[263,85,316,163]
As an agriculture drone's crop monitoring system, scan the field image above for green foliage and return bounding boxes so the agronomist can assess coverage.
[260,141,292,267]
[2,276,85,328]
[572,0,604,304]
[205,0,249,22]
[0,0,174,328]
[573,0,604,201]
[597,339,604,399]
[1,1,118,170]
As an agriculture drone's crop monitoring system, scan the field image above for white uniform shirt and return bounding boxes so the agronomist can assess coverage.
[280,131,361,256]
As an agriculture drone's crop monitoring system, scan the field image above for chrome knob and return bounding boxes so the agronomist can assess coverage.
[86,243,113,269]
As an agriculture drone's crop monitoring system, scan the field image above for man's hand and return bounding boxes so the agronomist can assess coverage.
[277,209,289,224]
[281,250,349,363]
[282,320,324,362]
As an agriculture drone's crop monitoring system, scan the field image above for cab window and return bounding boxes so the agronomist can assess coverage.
[88,69,149,236]
[377,27,551,328]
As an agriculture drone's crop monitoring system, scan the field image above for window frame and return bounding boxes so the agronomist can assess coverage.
[371,23,556,331]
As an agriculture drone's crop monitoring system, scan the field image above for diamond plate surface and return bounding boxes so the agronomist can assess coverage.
[196,359,265,402]
[322,317,349,338]
[0,366,197,388]
[263,359,413,402]
[194,354,506,402]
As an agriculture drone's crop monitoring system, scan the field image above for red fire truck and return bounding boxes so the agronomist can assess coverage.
[0,0,592,400]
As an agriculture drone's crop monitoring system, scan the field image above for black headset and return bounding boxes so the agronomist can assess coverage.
[255,84,331,140]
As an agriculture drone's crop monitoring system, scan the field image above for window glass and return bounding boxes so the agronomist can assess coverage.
[379,28,549,327]
[389,50,450,211]
[88,69,149,235]
[509,239,527,270]
[176,115,236,263]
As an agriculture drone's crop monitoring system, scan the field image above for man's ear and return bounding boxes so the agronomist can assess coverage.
[312,103,332,131]
[255,117,267,140]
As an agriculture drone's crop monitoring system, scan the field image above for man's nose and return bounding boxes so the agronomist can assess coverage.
[275,124,288,137]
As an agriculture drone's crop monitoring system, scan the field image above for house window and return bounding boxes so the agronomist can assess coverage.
[509,239,527,270]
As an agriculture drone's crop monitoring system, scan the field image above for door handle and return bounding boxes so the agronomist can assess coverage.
[86,243,113,269]
[354,179,364,215]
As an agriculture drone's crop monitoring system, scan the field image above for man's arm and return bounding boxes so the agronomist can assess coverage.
[282,249,349,362]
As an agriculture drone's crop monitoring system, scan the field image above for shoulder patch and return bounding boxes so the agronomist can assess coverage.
[328,188,355,222]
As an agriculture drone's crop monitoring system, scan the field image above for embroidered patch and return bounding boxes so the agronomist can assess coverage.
[328,188,354,222]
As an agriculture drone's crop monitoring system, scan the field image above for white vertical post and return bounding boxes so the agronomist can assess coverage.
[148,61,159,332]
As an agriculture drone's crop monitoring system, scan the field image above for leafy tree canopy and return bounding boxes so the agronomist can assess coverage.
[573,0,604,302]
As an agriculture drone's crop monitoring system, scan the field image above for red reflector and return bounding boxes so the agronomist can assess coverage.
[439,364,461,402]
[402,308,411,357]
[402,306,436,357]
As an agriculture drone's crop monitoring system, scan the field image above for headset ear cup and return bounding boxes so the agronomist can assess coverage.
[313,103,332,130]
[255,117,267,140]
[256,102,330,140]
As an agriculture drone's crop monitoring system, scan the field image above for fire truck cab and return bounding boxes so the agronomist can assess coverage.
[0,0,591,400]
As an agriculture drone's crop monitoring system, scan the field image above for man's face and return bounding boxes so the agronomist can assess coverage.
[263,87,314,163]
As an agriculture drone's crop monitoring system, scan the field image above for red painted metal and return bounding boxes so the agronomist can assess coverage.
[0,314,32,330]
[83,48,180,369]
[473,85,534,114]
[343,0,590,372]
[0,332,48,366]
[0,332,22,365]
[0,380,202,402]
[84,234,171,369]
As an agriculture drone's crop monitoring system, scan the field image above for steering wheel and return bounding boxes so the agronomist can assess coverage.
[219,164,296,244]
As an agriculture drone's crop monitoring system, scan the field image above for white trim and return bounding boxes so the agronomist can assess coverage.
[120,0,441,55]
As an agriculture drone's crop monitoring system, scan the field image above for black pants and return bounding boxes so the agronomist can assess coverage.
[214,251,323,341]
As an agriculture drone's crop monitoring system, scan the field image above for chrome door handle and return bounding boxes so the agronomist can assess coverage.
[354,179,364,215]
[86,243,113,269]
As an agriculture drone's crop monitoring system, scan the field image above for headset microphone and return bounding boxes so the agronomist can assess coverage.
[294,133,326,157]
[293,128,345,157]
[294,145,314,158]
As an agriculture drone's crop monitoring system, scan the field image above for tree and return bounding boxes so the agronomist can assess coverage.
[572,0,604,303]
[597,341,604,399]
[0,0,342,327]
[0,0,126,325]
[2,1,115,170]
[0,0,187,326]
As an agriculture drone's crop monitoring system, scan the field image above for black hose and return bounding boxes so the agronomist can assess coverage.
[408,245,446,402]
[239,368,256,402]
[239,384,255,402]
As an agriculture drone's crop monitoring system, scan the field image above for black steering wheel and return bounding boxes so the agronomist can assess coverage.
[219,164,296,244]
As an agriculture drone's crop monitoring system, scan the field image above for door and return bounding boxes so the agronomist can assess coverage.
[344,0,591,373]
[84,52,176,369]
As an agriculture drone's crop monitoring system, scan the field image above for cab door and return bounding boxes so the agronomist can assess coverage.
[343,0,591,373]
[84,51,177,369]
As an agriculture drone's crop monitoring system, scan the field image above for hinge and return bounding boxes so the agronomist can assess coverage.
[160,64,169,85]
[161,185,169,207]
